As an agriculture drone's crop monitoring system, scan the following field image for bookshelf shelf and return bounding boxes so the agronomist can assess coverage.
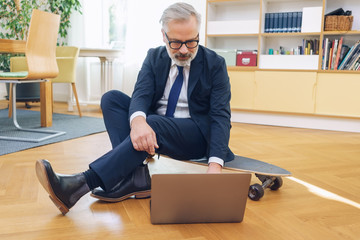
[318,69,360,73]
[323,31,360,36]
[261,32,321,37]
[207,34,259,37]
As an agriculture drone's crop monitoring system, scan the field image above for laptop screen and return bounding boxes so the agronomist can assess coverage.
[150,173,251,224]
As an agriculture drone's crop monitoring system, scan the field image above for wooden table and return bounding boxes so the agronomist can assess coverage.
[0,39,52,127]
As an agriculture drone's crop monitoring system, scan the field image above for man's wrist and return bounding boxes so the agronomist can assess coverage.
[130,111,146,127]
[207,162,222,173]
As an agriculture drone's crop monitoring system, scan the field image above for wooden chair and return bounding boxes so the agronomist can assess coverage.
[0,9,65,142]
[10,46,82,117]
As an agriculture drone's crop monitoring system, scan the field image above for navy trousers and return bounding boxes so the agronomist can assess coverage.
[89,90,207,191]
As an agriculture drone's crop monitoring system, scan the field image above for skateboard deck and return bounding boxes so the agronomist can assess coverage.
[188,155,291,201]
[190,155,291,176]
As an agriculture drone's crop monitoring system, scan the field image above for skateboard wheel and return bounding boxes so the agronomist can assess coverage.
[270,177,283,190]
[248,184,264,201]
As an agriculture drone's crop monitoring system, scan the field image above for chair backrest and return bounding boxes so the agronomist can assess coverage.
[25,9,60,79]
[56,46,80,58]
[52,46,80,83]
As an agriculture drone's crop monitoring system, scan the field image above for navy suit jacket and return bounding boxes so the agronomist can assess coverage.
[129,45,234,162]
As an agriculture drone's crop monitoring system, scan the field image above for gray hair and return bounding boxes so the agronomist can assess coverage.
[160,2,201,32]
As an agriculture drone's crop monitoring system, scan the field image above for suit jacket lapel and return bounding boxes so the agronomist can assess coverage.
[154,49,171,102]
[188,46,204,98]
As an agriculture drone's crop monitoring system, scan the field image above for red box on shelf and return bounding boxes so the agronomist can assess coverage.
[236,51,257,66]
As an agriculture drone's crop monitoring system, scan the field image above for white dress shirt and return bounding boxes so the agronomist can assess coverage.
[130,60,224,166]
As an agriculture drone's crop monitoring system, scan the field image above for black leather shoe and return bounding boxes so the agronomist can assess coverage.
[90,164,151,202]
[35,159,90,215]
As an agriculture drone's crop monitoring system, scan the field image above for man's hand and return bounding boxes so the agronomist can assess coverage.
[130,116,159,155]
[207,162,222,173]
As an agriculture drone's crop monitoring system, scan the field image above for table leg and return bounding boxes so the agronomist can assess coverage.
[40,81,52,127]
[107,58,114,90]
[99,57,107,94]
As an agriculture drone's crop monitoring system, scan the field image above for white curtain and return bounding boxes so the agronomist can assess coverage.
[65,0,113,104]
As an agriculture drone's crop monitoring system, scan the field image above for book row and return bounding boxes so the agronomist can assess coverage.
[264,12,302,33]
[267,39,319,56]
[322,38,360,70]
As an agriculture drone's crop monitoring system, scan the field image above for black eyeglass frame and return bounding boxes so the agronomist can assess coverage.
[164,32,199,50]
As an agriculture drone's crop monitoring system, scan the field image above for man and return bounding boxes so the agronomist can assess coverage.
[35,2,234,215]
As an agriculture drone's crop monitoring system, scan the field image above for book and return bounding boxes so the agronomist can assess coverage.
[282,12,288,32]
[348,53,360,70]
[331,39,338,69]
[315,39,319,55]
[344,45,360,70]
[278,12,284,33]
[269,13,274,33]
[322,38,329,70]
[287,12,293,33]
[298,45,303,55]
[328,42,333,69]
[265,13,270,33]
[292,12,298,32]
[334,37,343,70]
[339,40,360,70]
[339,45,350,64]
[338,41,360,70]
[274,13,279,33]
[296,12,302,32]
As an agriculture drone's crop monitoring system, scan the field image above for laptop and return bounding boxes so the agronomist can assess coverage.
[150,173,251,224]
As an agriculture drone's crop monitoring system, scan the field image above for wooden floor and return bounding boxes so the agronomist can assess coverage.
[0,101,359,239]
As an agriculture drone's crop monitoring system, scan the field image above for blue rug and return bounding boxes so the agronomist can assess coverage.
[0,109,106,156]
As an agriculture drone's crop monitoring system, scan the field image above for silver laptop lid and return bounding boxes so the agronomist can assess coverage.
[150,173,251,224]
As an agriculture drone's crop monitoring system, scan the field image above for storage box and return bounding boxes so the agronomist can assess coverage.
[325,15,353,31]
[236,51,257,66]
[258,55,319,70]
[213,49,237,66]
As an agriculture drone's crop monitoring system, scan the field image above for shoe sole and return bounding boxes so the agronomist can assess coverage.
[35,160,69,215]
[90,190,151,203]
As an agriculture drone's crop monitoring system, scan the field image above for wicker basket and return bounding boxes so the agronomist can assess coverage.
[325,15,353,31]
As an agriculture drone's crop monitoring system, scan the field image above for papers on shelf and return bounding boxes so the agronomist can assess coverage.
[301,7,323,33]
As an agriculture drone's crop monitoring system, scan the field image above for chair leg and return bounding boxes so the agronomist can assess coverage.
[51,82,54,114]
[0,81,65,142]
[71,82,82,117]
[8,83,13,118]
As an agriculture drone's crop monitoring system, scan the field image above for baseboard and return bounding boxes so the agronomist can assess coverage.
[231,110,360,133]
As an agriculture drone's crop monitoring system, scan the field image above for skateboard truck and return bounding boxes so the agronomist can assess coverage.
[248,174,283,201]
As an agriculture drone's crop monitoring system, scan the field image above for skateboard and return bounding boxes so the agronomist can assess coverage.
[189,155,291,201]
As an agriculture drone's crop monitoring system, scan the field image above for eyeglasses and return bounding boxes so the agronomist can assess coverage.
[164,32,199,50]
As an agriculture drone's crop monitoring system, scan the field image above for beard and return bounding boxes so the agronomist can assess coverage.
[165,44,198,66]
